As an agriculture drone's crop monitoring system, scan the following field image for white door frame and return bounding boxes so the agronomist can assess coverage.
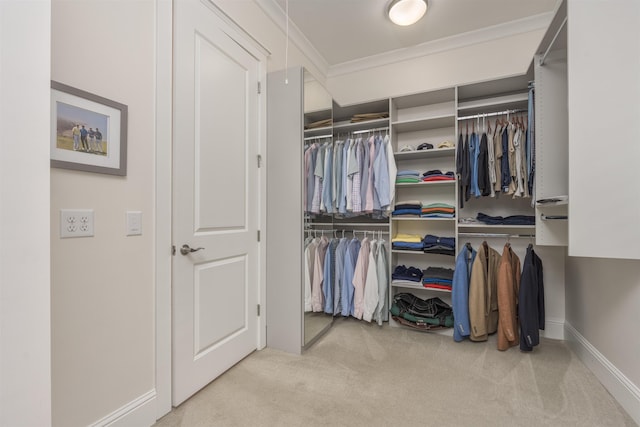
[154,0,269,418]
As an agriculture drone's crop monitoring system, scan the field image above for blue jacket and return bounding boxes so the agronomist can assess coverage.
[452,245,476,342]
[519,245,545,351]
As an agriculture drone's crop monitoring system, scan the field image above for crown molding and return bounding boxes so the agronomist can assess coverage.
[254,0,330,76]
[327,12,554,78]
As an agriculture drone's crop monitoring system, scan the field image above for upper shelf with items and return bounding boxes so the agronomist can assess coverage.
[332,98,389,135]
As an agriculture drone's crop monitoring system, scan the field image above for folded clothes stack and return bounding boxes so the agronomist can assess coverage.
[422,170,456,182]
[476,212,535,226]
[422,266,454,291]
[423,234,456,256]
[396,170,421,184]
[392,199,422,217]
[391,265,423,285]
[421,202,455,218]
[391,233,424,251]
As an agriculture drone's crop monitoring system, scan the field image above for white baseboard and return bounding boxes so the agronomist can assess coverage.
[89,389,157,427]
[565,322,640,425]
[541,317,565,340]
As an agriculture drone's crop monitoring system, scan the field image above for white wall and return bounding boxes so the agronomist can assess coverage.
[327,30,545,106]
[565,257,640,421]
[50,1,156,425]
[0,1,52,426]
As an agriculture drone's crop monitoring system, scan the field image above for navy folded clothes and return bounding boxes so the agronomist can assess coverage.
[392,242,424,251]
[423,247,456,256]
[423,234,456,249]
[392,208,422,216]
[392,265,423,282]
[476,212,535,226]
[394,204,422,210]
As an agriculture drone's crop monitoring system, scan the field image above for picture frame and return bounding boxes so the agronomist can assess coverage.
[50,81,128,176]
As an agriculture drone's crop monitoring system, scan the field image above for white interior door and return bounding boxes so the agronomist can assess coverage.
[172,0,261,405]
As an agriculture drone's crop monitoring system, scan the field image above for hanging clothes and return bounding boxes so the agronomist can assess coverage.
[469,131,480,197]
[456,131,469,208]
[468,241,501,341]
[362,239,379,322]
[311,235,329,312]
[374,239,389,326]
[478,132,491,196]
[493,123,503,194]
[519,244,545,351]
[452,244,476,342]
[496,243,521,351]
[303,237,318,312]
[352,236,370,319]
[341,237,360,317]
[322,238,337,314]
[332,237,348,315]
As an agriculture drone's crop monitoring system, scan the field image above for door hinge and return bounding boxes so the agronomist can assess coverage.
[257,154,262,168]
[257,230,261,242]
[257,81,262,94]
[257,304,261,316]
[172,245,176,256]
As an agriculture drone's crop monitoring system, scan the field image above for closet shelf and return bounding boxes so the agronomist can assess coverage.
[393,147,456,160]
[332,118,389,134]
[391,250,454,256]
[391,281,452,293]
[395,181,456,187]
[304,126,333,136]
[457,224,536,230]
[457,92,528,116]
[392,217,455,222]
[392,114,456,133]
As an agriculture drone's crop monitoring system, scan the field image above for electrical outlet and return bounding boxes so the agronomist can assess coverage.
[60,209,94,238]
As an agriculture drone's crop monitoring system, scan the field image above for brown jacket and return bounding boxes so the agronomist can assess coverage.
[468,242,501,341]
[497,244,521,350]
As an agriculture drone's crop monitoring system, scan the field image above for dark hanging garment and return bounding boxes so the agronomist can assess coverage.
[518,245,545,351]
[478,132,491,196]
[456,132,469,208]
[465,132,472,201]
[501,127,511,193]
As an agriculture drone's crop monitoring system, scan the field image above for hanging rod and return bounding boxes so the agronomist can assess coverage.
[307,222,389,227]
[457,109,527,121]
[303,133,332,141]
[540,16,567,66]
[458,232,535,238]
[350,126,389,135]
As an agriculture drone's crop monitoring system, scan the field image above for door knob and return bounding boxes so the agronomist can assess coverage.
[180,244,205,255]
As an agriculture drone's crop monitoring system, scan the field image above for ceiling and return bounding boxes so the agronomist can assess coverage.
[264,0,559,74]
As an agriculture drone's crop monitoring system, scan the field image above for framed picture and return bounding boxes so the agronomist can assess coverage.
[50,81,128,176]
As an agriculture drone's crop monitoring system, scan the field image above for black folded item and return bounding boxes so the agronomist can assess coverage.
[417,142,434,151]
[422,266,454,281]
[392,293,453,327]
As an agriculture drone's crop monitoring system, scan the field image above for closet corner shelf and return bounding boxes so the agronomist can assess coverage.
[332,118,389,134]
[391,281,452,293]
[457,92,528,114]
[395,180,456,187]
[391,114,455,133]
[535,200,568,207]
[393,147,456,160]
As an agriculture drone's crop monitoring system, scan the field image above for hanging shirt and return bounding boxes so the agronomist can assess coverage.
[352,237,370,319]
[339,140,350,214]
[304,238,318,312]
[385,135,397,211]
[478,132,491,196]
[333,237,349,315]
[363,240,379,322]
[341,238,360,317]
[487,126,497,197]
[323,239,337,314]
[374,240,389,325]
[507,123,517,195]
[493,124,503,194]
[469,132,480,197]
[311,145,324,214]
[312,235,329,312]
[374,135,391,211]
[364,136,376,212]
[501,126,511,193]
[359,137,370,212]
[322,143,334,212]
[333,140,343,211]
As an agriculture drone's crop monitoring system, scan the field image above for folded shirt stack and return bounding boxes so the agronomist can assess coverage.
[476,212,535,226]
[396,170,421,184]
[422,266,454,291]
[421,202,455,219]
[422,170,455,182]
[391,265,423,285]
[423,234,456,256]
[392,199,422,217]
[391,233,424,251]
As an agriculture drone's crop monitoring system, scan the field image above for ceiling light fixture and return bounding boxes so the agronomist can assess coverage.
[388,0,428,26]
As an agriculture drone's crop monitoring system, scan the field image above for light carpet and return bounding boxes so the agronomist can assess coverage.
[155,319,636,427]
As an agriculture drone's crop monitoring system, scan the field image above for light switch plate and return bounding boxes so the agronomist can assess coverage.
[60,209,94,238]
[126,211,142,236]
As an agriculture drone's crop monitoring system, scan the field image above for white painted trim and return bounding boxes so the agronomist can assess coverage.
[253,0,329,76]
[328,12,554,78]
[89,390,157,427]
[154,0,173,420]
[565,322,640,425]
[541,317,564,340]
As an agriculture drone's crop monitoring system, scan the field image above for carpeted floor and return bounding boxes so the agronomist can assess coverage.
[155,319,636,427]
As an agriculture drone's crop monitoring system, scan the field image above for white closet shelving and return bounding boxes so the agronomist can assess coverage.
[388,88,457,329]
